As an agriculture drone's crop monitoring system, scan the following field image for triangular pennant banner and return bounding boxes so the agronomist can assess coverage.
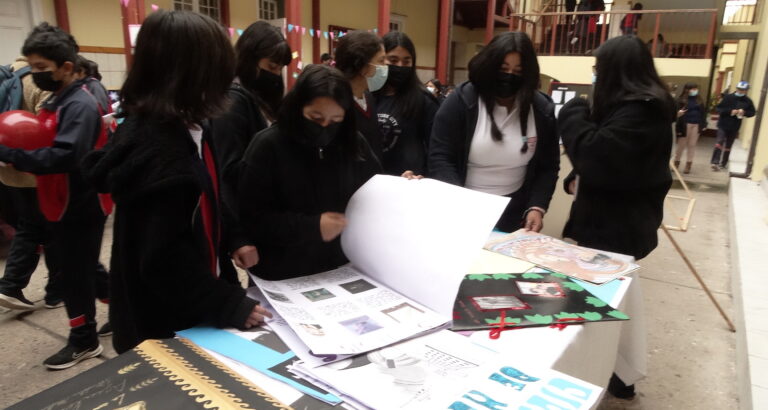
[151,3,159,11]
[228,27,234,37]
[237,29,244,36]
[120,0,130,7]
[287,24,294,32]
[309,29,315,37]
[301,27,306,35]
[329,32,335,39]
[324,31,329,39]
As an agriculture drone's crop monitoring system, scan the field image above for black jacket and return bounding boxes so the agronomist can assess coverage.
[354,91,384,161]
[559,98,672,259]
[0,79,105,222]
[716,92,756,132]
[374,90,438,176]
[428,81,560,228]
[239,126,381,280]
[82,116,256,353]
[210,84,269,253]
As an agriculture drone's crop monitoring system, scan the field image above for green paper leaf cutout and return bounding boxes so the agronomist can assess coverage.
[578,311,603,321]
[607,310,630,320]
[468,274,492,281]
[550,272,568,279]
[555,312,580,320]
[491,273,517,280]
[585,296,608,307]
[524,314,554,324]
[562,282,585,292]
[485,316,521,325]
[522,272,545,279]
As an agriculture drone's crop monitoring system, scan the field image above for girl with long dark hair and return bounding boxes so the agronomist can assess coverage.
[334,31,387,160]
[373,31,438,176]
[558,34,676,401]
[212,21,291,271]
[673,82,706,174]
[238,65,381,280]
[429,32,560,233]
[82,10,271,353]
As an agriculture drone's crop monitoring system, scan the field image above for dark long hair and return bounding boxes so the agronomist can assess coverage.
[374,31,431,120]
[235,21,291,117]
[120,10,235,126]
[677,82,703,109]
[592,35,676,122]
[334,31,383,79]
[277,65,363,160]
[468,32,540,142]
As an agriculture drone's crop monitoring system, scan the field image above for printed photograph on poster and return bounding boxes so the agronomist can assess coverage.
[302,288,336,302]
[551,90,563,104]
[471,295,531,311]
[517,281,566,297]
[340,315,383,335]
[299,323,325,337]
[265,290,291,303]
[382,302,425,323]
[339,279,376,294]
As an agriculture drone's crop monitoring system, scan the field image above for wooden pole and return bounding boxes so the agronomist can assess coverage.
[435,0,452,84]
[485,0,497,44]
[285,0,301,89]
[378,0,391,36]
[312,0,320,64]
[660,225,736,332]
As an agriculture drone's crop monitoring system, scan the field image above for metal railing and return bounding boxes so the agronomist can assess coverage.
[723,0,759,25]
[506,9,718,59]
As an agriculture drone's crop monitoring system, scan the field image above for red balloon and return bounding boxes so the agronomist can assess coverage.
[0,110,48,150]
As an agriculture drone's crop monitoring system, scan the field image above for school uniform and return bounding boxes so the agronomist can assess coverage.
[239,126,381,280]
[353,91,384,161]
[82,116,257,353]
[428,81,560,232]
[0,79,111,349]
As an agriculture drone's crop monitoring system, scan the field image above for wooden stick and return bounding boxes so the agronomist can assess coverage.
[660,225,736,332]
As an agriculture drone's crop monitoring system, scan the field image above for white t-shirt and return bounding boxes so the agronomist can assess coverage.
[465,99,537,196]
[189,125,203,156]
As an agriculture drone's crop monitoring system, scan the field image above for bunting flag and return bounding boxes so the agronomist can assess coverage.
[301,27,306,35]
[329,31,335,40]
[323,31,328,39]
[151,3,159,11]
[291,51,299,60]
[237,29,244,36]
[120,0,130,7]
[228,27,235,37]
[309,28,315,37]
[287,24,294,32]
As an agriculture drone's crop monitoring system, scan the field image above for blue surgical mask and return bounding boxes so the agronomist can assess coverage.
[735,92,746,97]
[366,64,389,92]
[591,74,597,84]
[689,90,698,97]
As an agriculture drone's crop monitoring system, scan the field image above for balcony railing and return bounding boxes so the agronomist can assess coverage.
[505,9,718,59]
[723,0,760,25]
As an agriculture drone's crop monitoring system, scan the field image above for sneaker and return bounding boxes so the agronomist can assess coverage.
[97,322,112,337]
[44,296,64,309]
[43,343,103,370]
[0,289,35,310]
[711,164,720,171]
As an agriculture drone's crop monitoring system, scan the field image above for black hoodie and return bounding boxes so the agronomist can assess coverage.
[82,115,256,353]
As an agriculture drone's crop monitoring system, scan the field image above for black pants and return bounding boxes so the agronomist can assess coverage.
[47,215,106,348]
[0,187,59,297]
[0,188,109,300]
[711,128,738,166]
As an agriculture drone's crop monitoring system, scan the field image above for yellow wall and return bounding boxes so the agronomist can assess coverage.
[39,0,56,24]
[68,0,123,48]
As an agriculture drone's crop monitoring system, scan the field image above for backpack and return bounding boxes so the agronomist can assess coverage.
[0,64,31,113]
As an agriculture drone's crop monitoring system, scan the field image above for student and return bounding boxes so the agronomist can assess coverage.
[373,31,438,176]
[673,82,707,174]
[81,10,271,354]
[429,32,560,233]
[239,64,381,280]
[334,31,387,160]
[558,35,676,400]
[211,21,291,273]
[426,78,445,102]
[0,23,111,369]
[621,3,643,35]
[321,52,334,66]
[711,81,756,170]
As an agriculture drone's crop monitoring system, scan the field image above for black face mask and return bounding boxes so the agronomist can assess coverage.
[385,65,412,89]
[298,117,342,148]
[495,72,524,99]
[244,69,284,113]
[32,70,63,92]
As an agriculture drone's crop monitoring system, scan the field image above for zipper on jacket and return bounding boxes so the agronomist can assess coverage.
[318,147,324,159]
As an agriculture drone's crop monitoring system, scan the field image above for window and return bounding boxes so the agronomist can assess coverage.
[390,13,406,32]
[259,0,278,20]
[173,0,220,22]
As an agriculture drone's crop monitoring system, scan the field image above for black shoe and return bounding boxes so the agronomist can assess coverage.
[0,289,35,310]
[44,295,64,309]
[607,373,636,399]
[43,343,103,370]
[97,322,112,337]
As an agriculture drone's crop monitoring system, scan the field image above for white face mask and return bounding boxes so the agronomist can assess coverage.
[366,64,389,92]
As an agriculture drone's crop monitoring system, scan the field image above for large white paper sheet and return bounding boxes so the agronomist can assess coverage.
[342,175,510,317]
[252,266,449,355]
[293,330,602,410]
